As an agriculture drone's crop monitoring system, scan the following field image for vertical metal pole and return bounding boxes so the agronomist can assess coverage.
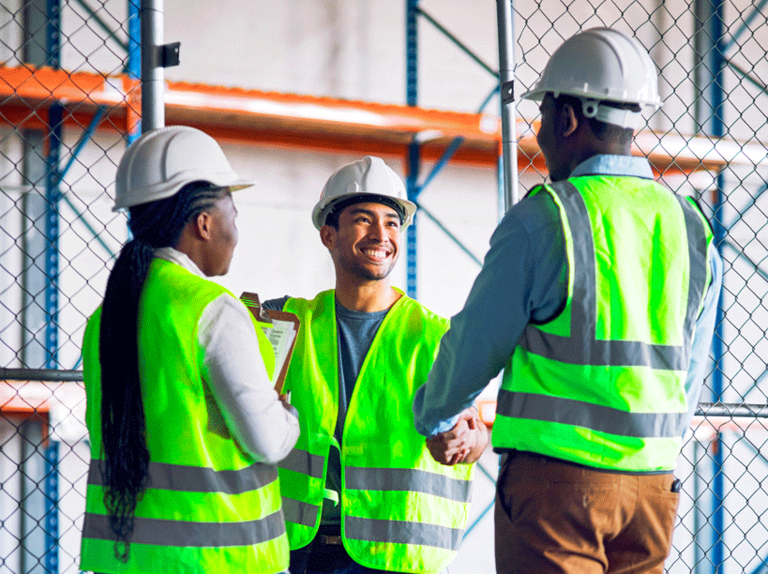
[21,1,48,370]
[496,0,518,211]
[43,3,61,572]
[140,0,164,131]
[693,439,703,574]
[44,441,60,574]
[710,2,726,572]
[406,0,419,299]
[407,147,420,300]
[695,0,728,570]
[20,421,45,574]
[44,103,62,372]
[127,0,142,142]
[45,0,60,67]
[693,2,726,569]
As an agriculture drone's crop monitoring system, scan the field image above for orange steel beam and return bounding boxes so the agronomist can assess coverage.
[3,64,764,174]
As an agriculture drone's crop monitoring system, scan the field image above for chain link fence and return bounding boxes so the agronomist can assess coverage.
[1,1,767,573]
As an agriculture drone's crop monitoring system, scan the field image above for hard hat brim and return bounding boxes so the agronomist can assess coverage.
[113,176,256,211]
[312,192,417,231]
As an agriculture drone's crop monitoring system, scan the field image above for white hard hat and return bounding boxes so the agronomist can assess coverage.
[521,27,661,129]
[311,156,417,230]
[114,126,255,211]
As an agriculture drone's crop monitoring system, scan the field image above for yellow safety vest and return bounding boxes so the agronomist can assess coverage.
[493,177,714,471]
[278,290,472,574]
[80,258,288,574]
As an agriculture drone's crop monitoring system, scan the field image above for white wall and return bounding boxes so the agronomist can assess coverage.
[4,1,768,573]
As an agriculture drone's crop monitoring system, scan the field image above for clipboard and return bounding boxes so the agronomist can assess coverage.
[240,292,300,394]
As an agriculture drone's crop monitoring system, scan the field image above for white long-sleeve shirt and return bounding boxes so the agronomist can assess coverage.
[155,247,300,464]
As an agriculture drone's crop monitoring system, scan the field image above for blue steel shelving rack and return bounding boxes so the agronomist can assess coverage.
[33,2,141,572]
[404,0,506,543]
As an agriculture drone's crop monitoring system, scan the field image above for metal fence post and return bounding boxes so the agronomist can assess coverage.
[140,0,164,131]
[496,0,518,211]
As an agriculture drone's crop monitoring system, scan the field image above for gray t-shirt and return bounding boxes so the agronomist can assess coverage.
[262,295,388,527]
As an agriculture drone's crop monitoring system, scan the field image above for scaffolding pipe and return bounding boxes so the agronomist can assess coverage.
[496,0,518,210]
[0,368,83,382]
[140,0,164,131]
[710,1,727,570]
[696,403,768,418]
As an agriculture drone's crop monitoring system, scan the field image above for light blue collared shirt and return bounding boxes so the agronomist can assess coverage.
[412,154,723,439]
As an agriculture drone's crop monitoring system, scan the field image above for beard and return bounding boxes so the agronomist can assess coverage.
[336,251,398,282]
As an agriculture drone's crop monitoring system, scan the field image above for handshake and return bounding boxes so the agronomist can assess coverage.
[425,406,490,466]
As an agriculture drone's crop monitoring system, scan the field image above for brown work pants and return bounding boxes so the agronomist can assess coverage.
[495,451,680,574]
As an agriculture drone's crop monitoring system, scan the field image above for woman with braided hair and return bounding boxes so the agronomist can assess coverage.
[79,126,299,574]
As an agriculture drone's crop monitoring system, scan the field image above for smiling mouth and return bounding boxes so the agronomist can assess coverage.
[361,248,390,261]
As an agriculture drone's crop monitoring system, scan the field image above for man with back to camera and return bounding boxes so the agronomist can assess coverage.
[413,28,723,574]
[262,156,489,574]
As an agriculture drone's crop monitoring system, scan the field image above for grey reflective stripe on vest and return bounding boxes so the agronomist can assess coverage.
[278,448,324,479]
[87,459,277,495]
[281,496,319,527]
[496,389,689,437]
[344,515,463,551]
[82,509,286,547]
[345,467,472,503]
[676,194,710,353]
[521,181,708,371]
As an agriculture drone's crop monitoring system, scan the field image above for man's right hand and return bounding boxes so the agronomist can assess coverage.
[425,407,489,465]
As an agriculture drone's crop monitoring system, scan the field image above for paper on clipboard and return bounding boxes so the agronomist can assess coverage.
[240,292,300,394]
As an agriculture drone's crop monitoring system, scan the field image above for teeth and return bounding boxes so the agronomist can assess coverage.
[363,249,387,260]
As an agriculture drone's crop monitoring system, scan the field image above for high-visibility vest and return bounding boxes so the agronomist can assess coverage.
[493,177,714,472]
[80,258,289,574]
[278,290,472,574]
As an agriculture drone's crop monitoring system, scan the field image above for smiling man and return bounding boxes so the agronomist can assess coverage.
[263,156,487,574]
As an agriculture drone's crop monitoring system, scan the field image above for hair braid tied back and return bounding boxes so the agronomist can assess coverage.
[98,182,227,561]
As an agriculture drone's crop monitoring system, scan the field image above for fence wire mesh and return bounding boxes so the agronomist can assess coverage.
[1,1,767,573]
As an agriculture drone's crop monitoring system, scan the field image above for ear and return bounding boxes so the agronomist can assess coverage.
[319,224,335,250]
[193,211,214,241]
[561,102,579,138]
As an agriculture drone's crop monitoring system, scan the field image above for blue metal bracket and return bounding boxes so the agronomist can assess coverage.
[57,106,107,184]
[414,203,482,267]
[463,498,494,540]
[417,7,498,78]
[419,136,465,192]
[747,557,768,574]
[723,183,768,231]
[462,459,499,540]
[722,0,768,53]
[73,0,129,53]
[56,105,118,260]
[719,239,768,283]
[479,85,500,114]
[404,0,499,299]
[725,60,768,97]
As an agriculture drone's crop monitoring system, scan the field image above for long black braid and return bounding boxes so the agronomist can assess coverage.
[99,181,228,562]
